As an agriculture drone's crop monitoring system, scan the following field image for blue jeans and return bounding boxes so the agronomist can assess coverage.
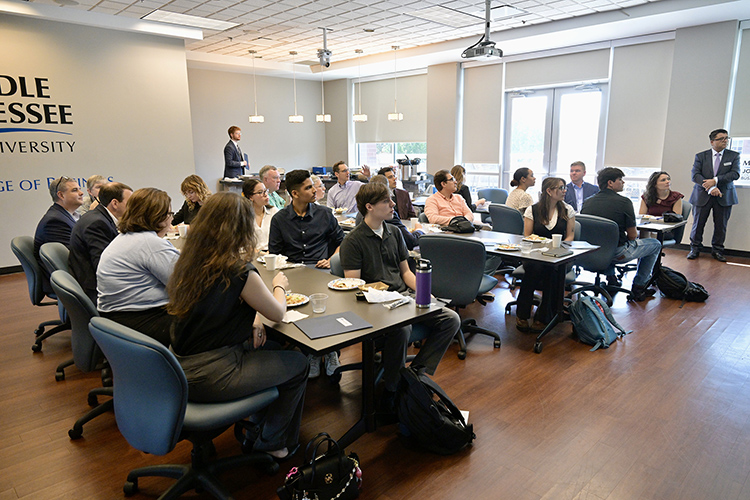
[608,238,662,288]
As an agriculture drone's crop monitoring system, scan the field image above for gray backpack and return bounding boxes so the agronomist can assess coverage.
[569,295,632,351]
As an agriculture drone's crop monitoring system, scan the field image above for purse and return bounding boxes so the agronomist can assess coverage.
[440,216,475,233]
[663,212,683,223]
[277,433,362,500]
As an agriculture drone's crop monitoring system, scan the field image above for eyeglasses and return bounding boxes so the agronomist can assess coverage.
[556,185,567,191]
[253,189,268,196]
[166,211,174,218]
[713,136,730,142]
[52,176,72,195]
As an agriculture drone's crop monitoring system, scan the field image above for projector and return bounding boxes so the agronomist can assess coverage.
[462,41,503,59]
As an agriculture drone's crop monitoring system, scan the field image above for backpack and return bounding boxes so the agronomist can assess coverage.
[569,295,632,351]
[395,366,475,455]
[655,266,709,307]
[440,216,475,233]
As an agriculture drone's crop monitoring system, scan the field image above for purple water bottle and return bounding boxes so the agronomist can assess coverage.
[415,258,432,308]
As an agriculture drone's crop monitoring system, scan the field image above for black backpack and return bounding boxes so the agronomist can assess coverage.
[395,366,475,455]
[655,266,709,307]
[440,216,475,233]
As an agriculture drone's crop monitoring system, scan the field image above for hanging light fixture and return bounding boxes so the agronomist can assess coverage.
[288,51,303,123]
[316,61,331,123]
[388,45,403,121]
[248,50,264,123]
[353,49,367,123]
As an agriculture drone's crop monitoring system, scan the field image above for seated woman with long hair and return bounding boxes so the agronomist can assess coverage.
[97,188,179,346]
[242,178,278,252]
[639,171,683,216]
[167,192,307,460]
[516,177,575,332]
[506,167,536,213]
[172,174,211,225]
[451,165,485,211]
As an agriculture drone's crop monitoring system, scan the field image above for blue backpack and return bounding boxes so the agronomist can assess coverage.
[569,295,632,351]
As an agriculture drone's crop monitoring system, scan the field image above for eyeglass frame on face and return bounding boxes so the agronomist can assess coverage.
[253,188,268,196]
[53,176,73,196]
[555,185,567,191]
[713,135,730,142]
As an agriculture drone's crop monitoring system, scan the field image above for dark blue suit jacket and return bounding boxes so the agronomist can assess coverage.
[564,181,599,211]
[689,148,740,207]
[223,140,246,178]
[34,203,77,293]
[68,204,118,302]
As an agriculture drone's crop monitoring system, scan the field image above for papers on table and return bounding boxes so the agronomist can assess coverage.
[363,289,405,303]
[282,310,309,323]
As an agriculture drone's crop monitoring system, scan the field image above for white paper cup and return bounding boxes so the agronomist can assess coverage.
[265,254,278,270]
[177,225,188,238]
[520,241,533,254]
[310,293,328,314]
[552,234,562,248]
[410,217,418,229]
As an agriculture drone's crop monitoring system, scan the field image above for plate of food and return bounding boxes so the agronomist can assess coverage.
[328,278,366,291]
[522,234,551,243]
[340,218,356,227]
[333,207,346,214]
[496,243,521,251]
[285,292,309,307]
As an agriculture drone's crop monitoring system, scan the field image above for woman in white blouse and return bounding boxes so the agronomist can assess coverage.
[242,179,278,252]
[506,167,536,213]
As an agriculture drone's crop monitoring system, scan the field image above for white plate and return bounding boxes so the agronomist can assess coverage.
[285,293,309,307]
[496,244,521,251]
[522,235,551,243]
[327,278,365,291]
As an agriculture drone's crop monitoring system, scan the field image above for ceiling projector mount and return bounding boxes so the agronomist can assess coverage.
[317,27,332,67]
[462,0,503,59]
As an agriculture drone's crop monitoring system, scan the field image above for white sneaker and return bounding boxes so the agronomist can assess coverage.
[308,355,321,379]
[324,351,341,377]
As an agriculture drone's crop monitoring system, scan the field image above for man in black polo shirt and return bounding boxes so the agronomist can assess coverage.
[340,182,459,412]
[269,169,344,269]
[581,167,661,301]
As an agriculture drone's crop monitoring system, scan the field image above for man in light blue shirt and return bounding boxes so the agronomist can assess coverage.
[260,165,286,210]
[326,161,364,213]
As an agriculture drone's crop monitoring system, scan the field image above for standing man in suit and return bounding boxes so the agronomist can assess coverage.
[68,182,133,303]
[223,126,248,178]
[687,129,740,262]
[564,161,599,212]
[379,166,416,220]
[34,176,85,292]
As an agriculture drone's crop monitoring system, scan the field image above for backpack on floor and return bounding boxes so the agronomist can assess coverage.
[655,266,709,307]
[395,366,475,455]
[569,295,631,351]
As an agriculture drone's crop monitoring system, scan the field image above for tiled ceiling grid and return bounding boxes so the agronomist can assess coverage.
[30,0,660,63]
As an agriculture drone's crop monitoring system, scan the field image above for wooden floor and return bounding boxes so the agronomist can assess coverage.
[2,248,750,500]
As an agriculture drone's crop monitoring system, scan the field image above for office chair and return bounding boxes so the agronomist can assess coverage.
[568,214,632,305]
[477,188,508,205]
[418,212,430,223]
[89,317,279,499]
[40,242,71,275]
[419,234,501,360]
[489,204,526,284]
[49,270,113,439]
[10,236,70,352]
[662,200,692,247]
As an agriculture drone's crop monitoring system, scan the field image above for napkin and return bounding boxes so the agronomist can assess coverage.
[283,310,309,323]
[363,289,405,303]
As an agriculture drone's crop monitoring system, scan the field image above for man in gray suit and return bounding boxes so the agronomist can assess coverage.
[687,128,740,262]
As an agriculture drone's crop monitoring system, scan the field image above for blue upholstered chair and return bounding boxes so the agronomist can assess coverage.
[10,236,69,352]
[40,242,71,275]
[419,234,501,360]
[89,317,279,499]
[477,188,508,205]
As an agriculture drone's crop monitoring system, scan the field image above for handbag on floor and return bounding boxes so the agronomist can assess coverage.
[655,266,709,307]
[277,433,361,500]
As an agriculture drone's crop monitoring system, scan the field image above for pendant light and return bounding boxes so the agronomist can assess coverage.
[316,62,331,123]
[288,51,303,123]
[353,49,367,123]
[248,50,264,123]
[388,45,403,121]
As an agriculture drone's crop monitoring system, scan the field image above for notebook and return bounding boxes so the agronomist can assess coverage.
[294,311,372,340]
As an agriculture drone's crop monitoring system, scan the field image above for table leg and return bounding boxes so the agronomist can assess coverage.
[337,338,376,449]
[533,265,566,354]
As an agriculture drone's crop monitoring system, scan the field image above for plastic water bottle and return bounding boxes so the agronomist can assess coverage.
[415,258,432,308]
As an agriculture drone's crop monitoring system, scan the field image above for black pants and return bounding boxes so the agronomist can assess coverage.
[516,262,556,324]
[690,198,732,253]
[101,307,173,346]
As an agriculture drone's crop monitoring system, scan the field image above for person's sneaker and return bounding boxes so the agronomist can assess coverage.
[630,285,657,302]
[307,355,321,379]
[324,351,341,377]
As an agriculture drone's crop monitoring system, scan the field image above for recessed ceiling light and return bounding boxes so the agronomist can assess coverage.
[142,10,239,31]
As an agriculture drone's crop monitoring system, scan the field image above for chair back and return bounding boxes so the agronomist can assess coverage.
[11,236,46,306]
[418,234,485,307]
[576,214,620,273]
[418,212,430,223]
[89,317,187,456]
[329,253,344,278]
[667,200,691,245]
[40,242,70,275]
[50,270,101,372]
[574,220,581,241]
[477,188,509,205]
[489,204,524,234]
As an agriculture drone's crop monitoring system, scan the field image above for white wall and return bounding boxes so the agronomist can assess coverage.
[187,67,327,191]
[0,13,194,268]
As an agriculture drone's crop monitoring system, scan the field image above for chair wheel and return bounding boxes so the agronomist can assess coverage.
[68,427,83,440]
[88,394,99,407]
[123,480,138,496]
[412,340,422,349]
[493,339,501,348]
[31,343,42,353]
[504,305,511,314]
[34,327,44,337]
[457,350,466,360]
[265,461,280,475]
[533,342,543,354]
[55,371,65,381]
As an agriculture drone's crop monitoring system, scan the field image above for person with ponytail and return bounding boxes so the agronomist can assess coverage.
[506,168,536,213]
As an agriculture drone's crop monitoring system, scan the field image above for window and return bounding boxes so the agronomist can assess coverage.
[356,142,427,174]
[463,163,501,191]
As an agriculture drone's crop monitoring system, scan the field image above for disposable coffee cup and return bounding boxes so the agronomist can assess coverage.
[265,254,278,270]
[177,225,188,238]
[520,241,533,254]
[410,217,418,229]
[310,293,328,314]
[552,234,562,248]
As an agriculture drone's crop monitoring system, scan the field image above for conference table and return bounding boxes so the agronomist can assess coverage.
[254,263,443,448]
[447,229,600,353]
